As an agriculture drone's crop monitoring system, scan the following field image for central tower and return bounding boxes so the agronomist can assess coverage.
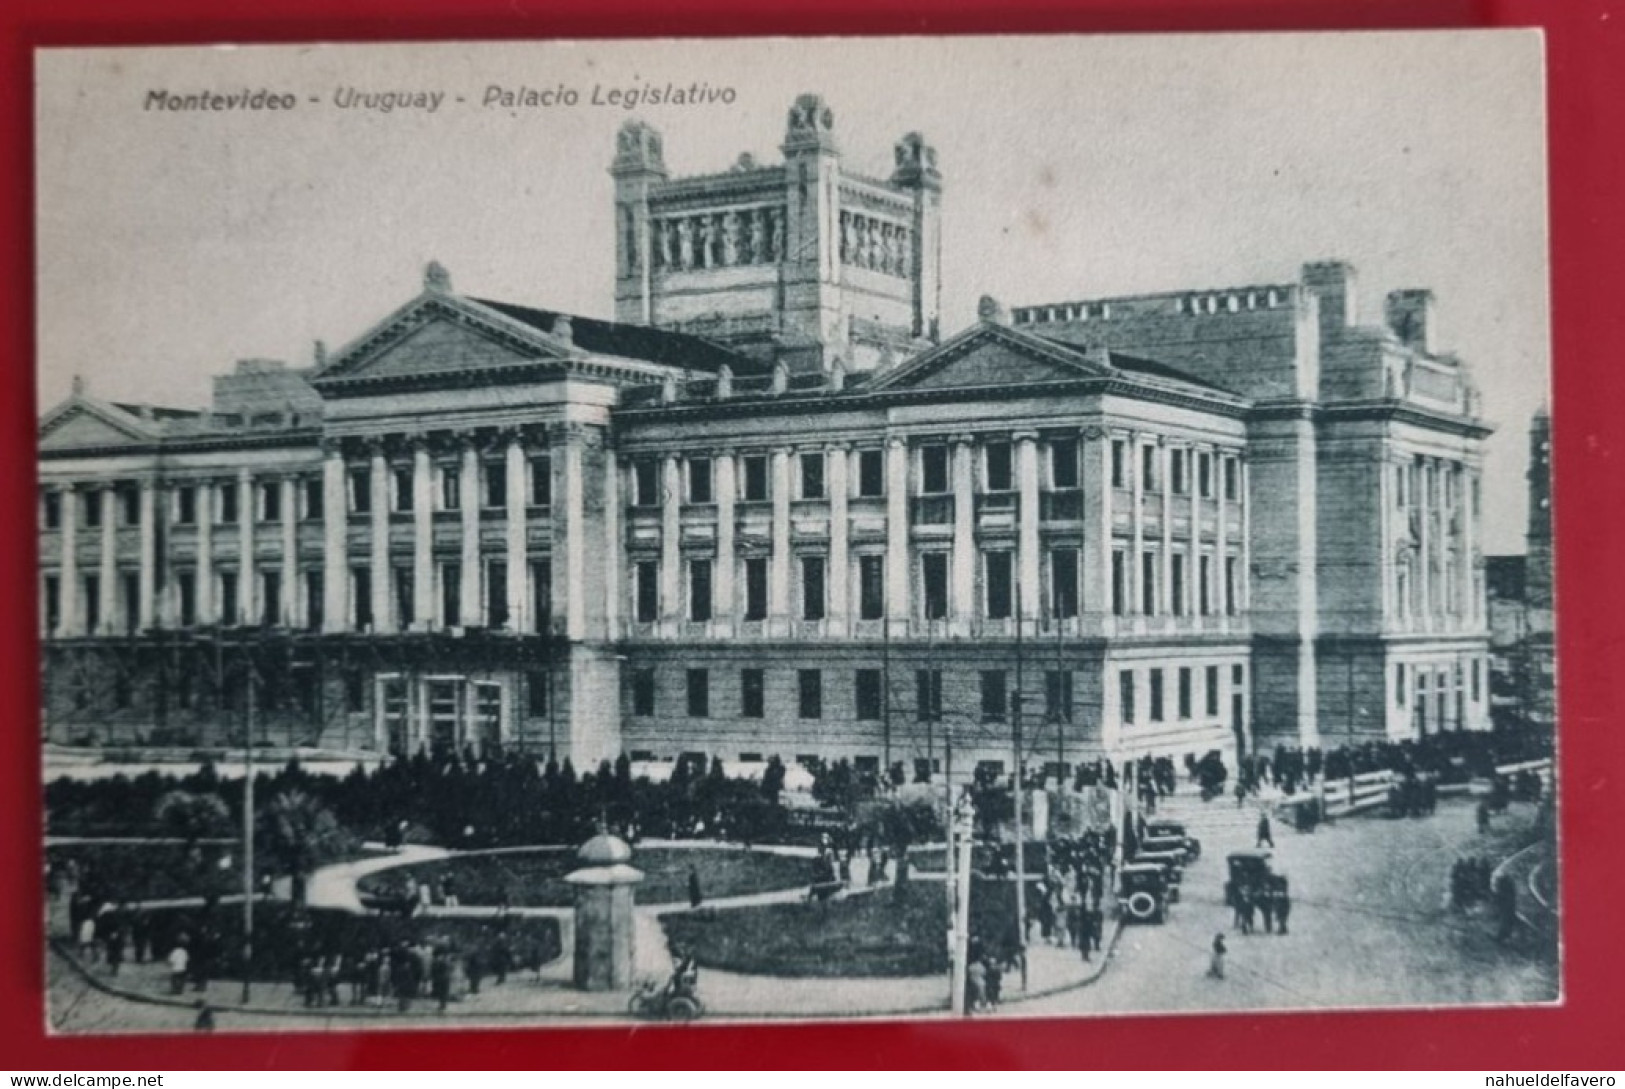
[611,93,942,375]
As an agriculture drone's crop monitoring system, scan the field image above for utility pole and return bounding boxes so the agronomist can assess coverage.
[1011,583,1027,990]
[948,784,972,1017]
[241,638,255,1004]
[882,611,892,772]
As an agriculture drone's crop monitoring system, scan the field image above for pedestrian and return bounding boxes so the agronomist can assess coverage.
[1274,881,1292,936]
[193,1000,214,1033]
[983,955,1003,1008]
[441,876,459,908]
[130,908,150,964]
[466,946,485,997]
[1240,888,1256,935]
[1077,910,1094,963]
[1476,801,1491,834]
[1208,933,1227,979]
[1089,904,1104,952]
[491,933,511,986]
[77,912,98,964]
[1256,812,1274,849]
[1494,872,1519,944]
[688,866,703,909]
[1258,887,1276,934]
[966,957,987,1013]
[168,940,190,996]
[430,950,453,1013]
[104,921,125,976]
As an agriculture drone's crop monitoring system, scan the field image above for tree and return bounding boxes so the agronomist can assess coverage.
[154,789,232,846]
[255,789,358,905]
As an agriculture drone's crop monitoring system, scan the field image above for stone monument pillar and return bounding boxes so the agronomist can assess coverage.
[564,832,644,992]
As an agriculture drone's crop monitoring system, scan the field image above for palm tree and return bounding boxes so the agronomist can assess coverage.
[255,789,357,905]
[154,789,231,846]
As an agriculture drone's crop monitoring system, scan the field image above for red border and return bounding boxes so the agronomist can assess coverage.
[5,0,1622,1070]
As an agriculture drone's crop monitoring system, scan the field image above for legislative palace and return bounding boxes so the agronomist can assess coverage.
[37,95,1493,780]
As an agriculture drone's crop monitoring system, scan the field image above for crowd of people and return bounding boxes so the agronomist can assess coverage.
[1029,831,1114,964]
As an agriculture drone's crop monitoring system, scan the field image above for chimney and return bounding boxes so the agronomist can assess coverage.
[424,260,452,294]
[977,294,1007,326]
[1384,289,1436,354]
[1302,260,1358,333]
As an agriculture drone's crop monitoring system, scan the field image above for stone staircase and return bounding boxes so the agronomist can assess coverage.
[1143,789,1275,835]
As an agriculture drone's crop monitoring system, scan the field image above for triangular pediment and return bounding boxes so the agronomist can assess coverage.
[315,293,569,387]
[871,323,1113,391]
[39,400,154,450]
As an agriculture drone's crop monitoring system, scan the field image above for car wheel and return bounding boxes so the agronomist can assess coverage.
[1126,891,1159,921]
[668,996,702,1022]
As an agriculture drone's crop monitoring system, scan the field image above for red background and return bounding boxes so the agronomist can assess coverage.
[3,0,1621,1070]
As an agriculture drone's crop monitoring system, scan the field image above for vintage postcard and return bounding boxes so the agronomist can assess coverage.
[36,33,1555,1033]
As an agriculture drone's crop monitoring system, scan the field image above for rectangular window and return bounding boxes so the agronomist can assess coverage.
[1120,669,1136,725]
[218,571,237,625]
[800,452,825,499]
[440,465,461,510]
[740,669,765,719]
[1112,551,1126,616]
[984,442,1013,492]
[43,574,61,631]
[1225,457,1239,501]
[858,555,885,620]
[921,445,950,494]
[1225,556,1239,615]
[1178,667,1192,719]
[689,559,713,622]
[532,559,553,627]
[916,670,943,722]
[1396,664,1407,707]
[688,458,713,504]
[1171,553,1186,616]
[484,460,507,509]
[855,669,883,721]
[305,571,323,630]
[486,560,508,629]
[394,566,415,628]
[1149,668,1165,722]
[1170,449,1188,496]
[634,561,659,623]
[344,670,365,714]
[984,551,1013,620]
[1142,551,1158,615]
[922,552,949,621]
[1142,445,1160,492]
[352,566,373,630]
[857,449,885,497]
[121,571,139,632]
[980,670,1008,722]
[801,555,826,621]
[84,490,102,529]
[531,456,552,507]
[349,469,371,515]
[1045,670,1074,723]
[632,460,659,507]
[218,483,238,524]
[798,669,822,719]
[1199,555,1212,616]
[176,570,195,627]
[174,486,196,525]
[440,562,461,627]
[82,574,100,632]
[742,456,769,501]
[1471,659,1482,702]
[527,671,550,716]
[120,485,140,527]
[303,478,322,521]
[43,491,61,530]
[1111,440,1126,488]
[1206,665,1220,717]
[1051,439,1079,489]
[392,467,413,513]
[743,557,768,621]
[631,668,656,717]
[687,669,710,718]
[1233,663,1245,687]
[260,570,281,625]
[260,481,282,523]
[1198,452,1213,498]
[1051,549,1079,619]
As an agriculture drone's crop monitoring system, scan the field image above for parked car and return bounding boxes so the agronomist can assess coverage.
[1118,862,1171,924]
[1145,818,1202,862]
[1224,849,1275,909]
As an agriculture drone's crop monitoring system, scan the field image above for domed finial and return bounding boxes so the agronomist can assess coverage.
[977,295,1007,325]
[424,260,452,293]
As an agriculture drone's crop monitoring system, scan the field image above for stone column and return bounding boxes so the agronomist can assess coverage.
[1129,432,1144,615]
[715,452,736,628]
[562,430,587,641]
[660,454,682,630]
[950,436,975,633]
[1239,458,1252,613]
[98,488,116,633]
[1377,456,1393,628]
[412,439,433,630]
[370,442,392,633]
[1189,446,1203,617]
[58,486,78,636]
[1216,453,1230,619]
[1417,459,1432,633]
[505,432,529,632]
[281,476,299,626]
[196,482,214,625]
[827,445,850,636]
[459,438,482,627]
[769,447,791,632]
[1158,444,1172,620]
[1081,430,1110,621]
[1016,432,1041,627]
[604,450,623,637]
[139,479,158,630]
[885,437,910,630]
[321,442,349,632]
[1464,465,1480,626]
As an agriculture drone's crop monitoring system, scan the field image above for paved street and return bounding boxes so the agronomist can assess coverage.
[1015,794,1558,1018]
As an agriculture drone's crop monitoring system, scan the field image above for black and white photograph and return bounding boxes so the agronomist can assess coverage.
[35,33,1556,1033]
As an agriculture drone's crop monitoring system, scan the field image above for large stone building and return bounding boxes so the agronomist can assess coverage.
[1486,408,1555,730]
[37,94,1493,778]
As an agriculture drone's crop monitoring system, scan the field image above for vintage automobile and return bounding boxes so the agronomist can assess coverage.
[1224,849,1275,908]
[1137,834,1191,865]
[1118,862,1171,924]
[1131,848,1185,902]
[1145,817,1202,862]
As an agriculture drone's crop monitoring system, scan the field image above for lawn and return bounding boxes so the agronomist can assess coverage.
[355,846,818,908]
[660,883,949,978]
[47,842,395,906]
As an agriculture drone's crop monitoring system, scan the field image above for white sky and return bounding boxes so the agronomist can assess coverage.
[35,33,1547,552]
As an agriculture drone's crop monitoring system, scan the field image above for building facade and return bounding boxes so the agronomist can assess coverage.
[37,94,1494,777]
